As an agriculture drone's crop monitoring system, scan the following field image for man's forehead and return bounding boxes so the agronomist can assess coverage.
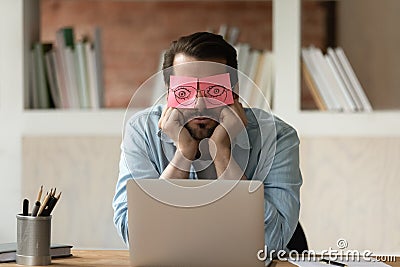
[170,73,231,88]
[172,61,228,78]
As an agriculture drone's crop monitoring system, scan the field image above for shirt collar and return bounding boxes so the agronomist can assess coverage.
[157,129,174,143]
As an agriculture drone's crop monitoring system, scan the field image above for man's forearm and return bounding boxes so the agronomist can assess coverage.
[213,146,247,180]
[160,150,192,179]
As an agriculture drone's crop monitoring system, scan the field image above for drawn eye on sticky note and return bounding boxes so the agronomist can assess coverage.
[168,76,198,108]
[199,73,234,108]
[167,73,234,109]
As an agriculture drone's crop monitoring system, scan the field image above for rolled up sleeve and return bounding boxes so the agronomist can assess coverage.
[253,122,302,255]
[112,115,161,245]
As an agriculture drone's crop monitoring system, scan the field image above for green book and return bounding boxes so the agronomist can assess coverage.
[32,42,53,109]
[58,27,75,48]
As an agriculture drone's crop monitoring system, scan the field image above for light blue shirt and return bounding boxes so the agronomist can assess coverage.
[113,104,302,258]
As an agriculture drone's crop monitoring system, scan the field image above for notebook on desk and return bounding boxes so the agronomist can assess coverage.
[126,178,265,267]
[0,243,72,263]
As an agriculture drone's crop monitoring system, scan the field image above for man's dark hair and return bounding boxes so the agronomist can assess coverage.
[163,32,237,70]
[162,32,238,87]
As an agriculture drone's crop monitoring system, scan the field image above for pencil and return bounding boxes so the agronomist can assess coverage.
[44,192,62,216]
[36,185,43,202]
[37,191,51,216]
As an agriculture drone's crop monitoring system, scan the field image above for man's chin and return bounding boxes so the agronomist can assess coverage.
[185,123,216,140]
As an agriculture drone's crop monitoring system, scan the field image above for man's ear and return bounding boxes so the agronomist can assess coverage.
[232,83,240,101]
[165,83,169,100]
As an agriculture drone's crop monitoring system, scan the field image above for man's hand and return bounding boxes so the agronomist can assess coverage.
[210,100,247,150]
[209,100,248,180]
[158,107,199,160]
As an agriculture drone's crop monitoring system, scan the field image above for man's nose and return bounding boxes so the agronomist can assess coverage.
[195,91,207,110]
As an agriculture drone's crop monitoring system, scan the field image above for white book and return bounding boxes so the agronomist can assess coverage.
[323,54,354,112]
[327,47,362,111]
[55,30,72,108]
[227,26,239,45]
[241,49,261,107]
[247,50,264,108]
[30,51,40,109]
[53,47,70,109]
[235,43,250,76]
[33,43,51,109]
[218,24,228,39]
[26,53,34,108]
[235,43,250,105]
[150,50,167,107]
[94,27,105,108]
[310,47,343,111]
[65,47,80,108]
[335,47,373,112]
[302,48,338,111]
[254,51,274,110]
[44,51,62,109]
[85,42,99,109]
[75,42,90,108]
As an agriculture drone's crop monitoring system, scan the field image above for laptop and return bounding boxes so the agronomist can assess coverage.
[126,179,265,267]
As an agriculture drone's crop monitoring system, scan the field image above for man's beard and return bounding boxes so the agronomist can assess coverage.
[181,108,220,140]
[184,122,218,140]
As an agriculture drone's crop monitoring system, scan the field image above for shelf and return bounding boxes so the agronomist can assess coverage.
[9,0,398,138]
[17,108,400,137]
[284,111,400,137]
[21,109,128,135]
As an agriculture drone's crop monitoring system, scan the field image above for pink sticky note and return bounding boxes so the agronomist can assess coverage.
[168,76,198,108]
[168,73,234,109]
[199,73,234,108]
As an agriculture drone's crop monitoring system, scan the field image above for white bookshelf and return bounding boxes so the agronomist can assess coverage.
[22,109,126,135]
[1,0,400,242]
[272,0,400,136]
[2,0,399,137]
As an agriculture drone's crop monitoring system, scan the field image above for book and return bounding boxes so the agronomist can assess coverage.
[240,49,261,107]
[309,47,342,111]
[327,47,363,111]
[150,49,167,107]
[226,26,239,45]
[217,24,228,39]
[317,51,353,112]
[326,48,357,111]
[29,26,105,110]
[0,243,72,263]
[85,42,100,109]
[44,50,62,108]
[335,47,373,111]
[75,41,91,108]
[32,42,53,109]
[30,50,40,109]
[93,27,105,108]
[256,50,274,110]
[55,27,74,108]
[235,43,250,77]
[65,47,80,108]
[302,46,372,112]
[302,61,327,111]
[302,47,337,111]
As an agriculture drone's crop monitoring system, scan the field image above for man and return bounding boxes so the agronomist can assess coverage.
[113,32,302,256]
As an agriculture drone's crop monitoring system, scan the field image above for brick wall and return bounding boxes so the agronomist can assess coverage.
[41,0,332,109]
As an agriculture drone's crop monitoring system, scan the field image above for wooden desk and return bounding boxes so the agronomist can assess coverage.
[1,250,399,266]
